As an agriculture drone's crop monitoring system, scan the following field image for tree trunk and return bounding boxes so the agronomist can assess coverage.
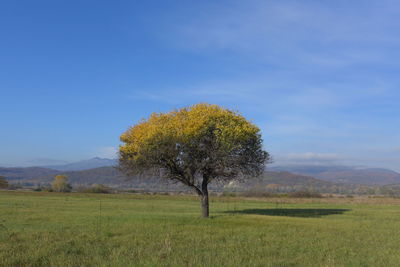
[201,193,209,218]
[200,178,209,218]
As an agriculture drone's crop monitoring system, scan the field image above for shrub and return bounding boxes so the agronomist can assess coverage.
[242,189,277,198]
[51,175,72,192]
[125,189,138,193]
[222,191,237,197]
[42,186,53,192]
[7,183,23,190]
[288,191,323,198]
[0,176,9,189]
[84,184,112,194]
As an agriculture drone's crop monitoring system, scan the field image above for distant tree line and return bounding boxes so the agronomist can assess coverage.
[0,176,8,189]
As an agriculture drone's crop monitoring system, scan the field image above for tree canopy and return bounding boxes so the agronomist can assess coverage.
[119,103,269,217]
[51,175,72,192]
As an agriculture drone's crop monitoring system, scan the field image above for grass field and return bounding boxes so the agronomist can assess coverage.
[1,191,400,266]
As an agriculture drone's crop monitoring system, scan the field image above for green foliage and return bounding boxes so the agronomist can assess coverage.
[1,191,400,266]
[288,191,323,198]
[6,183,22,190]
[51,175,72,192]
[0,176,8,189]
[32,186,53,192]
[84,184,112,194]
[74,184,112,194]
[119,103,269,217]
[120,103,268,181]
[241,189,278,198]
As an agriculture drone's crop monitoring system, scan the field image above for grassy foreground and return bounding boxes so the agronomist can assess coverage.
[1,191,400,266]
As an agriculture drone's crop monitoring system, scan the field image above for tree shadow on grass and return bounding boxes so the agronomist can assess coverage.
[226,208,350,218]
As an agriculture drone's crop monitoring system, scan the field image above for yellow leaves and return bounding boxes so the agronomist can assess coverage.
[51,175,71,192]
[54,175,68,182]
[119,102,269,186]
[120,103,261,158]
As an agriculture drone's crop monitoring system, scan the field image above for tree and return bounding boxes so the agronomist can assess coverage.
[119,103,269,217]
[0,176,8,189]
[51,175,72,192]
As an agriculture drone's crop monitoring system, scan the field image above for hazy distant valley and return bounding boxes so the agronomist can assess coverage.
[2,158,400,196]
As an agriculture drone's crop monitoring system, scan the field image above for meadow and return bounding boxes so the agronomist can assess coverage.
[1,191,400,266]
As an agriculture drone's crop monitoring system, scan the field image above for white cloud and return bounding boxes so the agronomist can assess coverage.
[286,152,339,161]
[27,158,69,165]
[172,0,400,68]
[97,146,118,159]
[272,152,342,166]
[270,151,400,172]
[125,1,400,172]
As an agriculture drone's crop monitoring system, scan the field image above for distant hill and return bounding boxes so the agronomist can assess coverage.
[270,165,400,185]
[44,157,117,171]
[260,171,334,187]
[2,165,400,195]
[0,165,336,191]
[0,167,59,182]
[0,166,124,185]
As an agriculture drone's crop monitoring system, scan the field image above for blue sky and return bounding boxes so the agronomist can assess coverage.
[1,0,399,170]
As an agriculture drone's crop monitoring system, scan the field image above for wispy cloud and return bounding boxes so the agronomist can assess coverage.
[287,152,339,161]
[271,152,342,166]
[172,0,400,68]
[270,151,400,172]
[127,0,400,171]
[27,158,69,166]
[96,146,118,159]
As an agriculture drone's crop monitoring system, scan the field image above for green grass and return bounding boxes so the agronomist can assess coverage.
[1,191,400,266]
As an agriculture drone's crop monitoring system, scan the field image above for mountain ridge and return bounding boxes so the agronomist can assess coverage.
[270,165,400,185]
[2,160,400,190]
[43,157,117,171]
[0,165,336,188]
